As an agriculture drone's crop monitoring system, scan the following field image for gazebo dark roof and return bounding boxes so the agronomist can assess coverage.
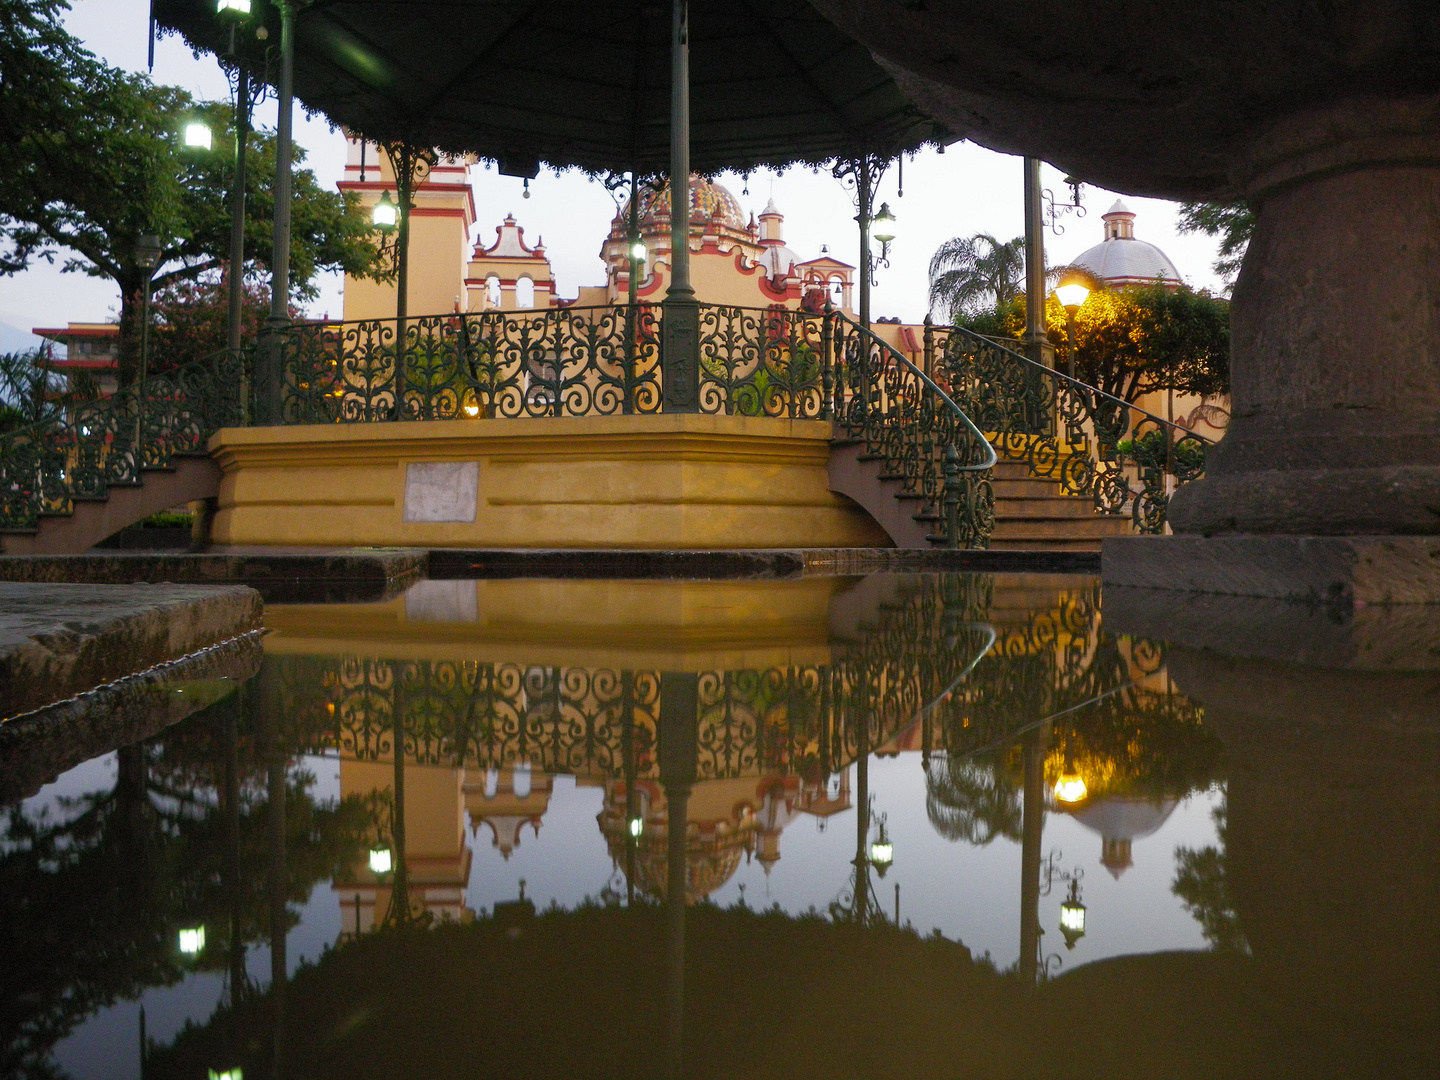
[150,0,951,174]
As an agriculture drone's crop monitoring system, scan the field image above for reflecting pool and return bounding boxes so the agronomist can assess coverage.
[4,573,1436,1079]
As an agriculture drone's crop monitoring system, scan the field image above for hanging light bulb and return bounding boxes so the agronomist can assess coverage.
[522,178,531,199]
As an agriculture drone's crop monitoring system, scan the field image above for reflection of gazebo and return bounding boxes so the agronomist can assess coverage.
[465,765,553,860]
[1065,797,1179,879]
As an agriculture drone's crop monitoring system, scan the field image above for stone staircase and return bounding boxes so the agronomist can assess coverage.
[0,455,219,556]
[829,441,1132,552]
[988,458,1132,551]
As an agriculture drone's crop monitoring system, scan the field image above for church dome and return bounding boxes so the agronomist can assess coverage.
[1069,199,1182,288]
[627,175,748,233]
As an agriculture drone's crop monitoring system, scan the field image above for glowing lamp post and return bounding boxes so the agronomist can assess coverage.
[1059,879,1087,949]
[630,240,647,264]
[372,191,399,230]
[1053,770,1088,805]
[368,847,394,874]
[871,201,897,251]
[178,926,206,954]
[1055,277,1090,380]
[183,120,213,151]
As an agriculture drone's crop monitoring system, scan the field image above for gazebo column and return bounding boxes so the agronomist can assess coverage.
[1169,97,1440,539]
[661,0,700,412]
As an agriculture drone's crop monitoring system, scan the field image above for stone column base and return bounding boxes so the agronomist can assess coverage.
[1101,535,1440,605]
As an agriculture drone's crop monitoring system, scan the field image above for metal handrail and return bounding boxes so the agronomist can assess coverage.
[931,321,1216,446]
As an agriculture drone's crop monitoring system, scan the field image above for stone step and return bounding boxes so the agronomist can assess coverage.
[994,497,1099,519]
[988,537,1112,552]
[990,516,1132,540]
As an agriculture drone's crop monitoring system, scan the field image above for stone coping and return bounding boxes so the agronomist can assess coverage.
[0,582,263,719]
[0,546,1098,585]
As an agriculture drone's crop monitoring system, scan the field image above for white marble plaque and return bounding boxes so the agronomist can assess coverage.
[402,461,479,522]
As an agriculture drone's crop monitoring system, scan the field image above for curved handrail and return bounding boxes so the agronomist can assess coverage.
[835,313,998,471]
[931,320,1216,446]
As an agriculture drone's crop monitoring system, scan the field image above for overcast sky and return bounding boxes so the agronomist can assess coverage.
[0,0,1225,347]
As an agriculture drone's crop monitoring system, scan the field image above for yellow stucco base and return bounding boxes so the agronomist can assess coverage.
[206,414,890,550]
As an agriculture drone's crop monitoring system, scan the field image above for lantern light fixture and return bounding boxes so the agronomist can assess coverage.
[462,400,481,417]
[216,0,252,17]
[208,1070,244,1080]
[630,240,646,263]
[372,191,399,230]
[1059,879,1087,949]
[368,847,394,874]
[178,926,206,954]
[628,816,644,838]
[868,814,894,877]
[134,233,163,272]
[183,120,213,151]
[871,202,897,244]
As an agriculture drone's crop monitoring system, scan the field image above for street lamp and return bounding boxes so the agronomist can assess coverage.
[216,0,251,15]
[183,119,213,151]
[630,240,646,264]
[1059,878,1087,949]
[178,926,206,954]
[1055,275,1090,380]
[372,190,399,230]
[368,847,394,874]
[871,201,897,250]
[134,232,162,384]
[628,816,644,838]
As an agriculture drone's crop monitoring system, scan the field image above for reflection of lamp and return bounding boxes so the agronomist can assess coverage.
[368,847,394,874]
[1059,878,1087,949]
[462,399,481,417]
[208,1070,243,1080]
[372,190,399,229]
[868,816,894,878]
[183,120,213,151]
[1054,771,1088,804]
[178,926,206,954]
[629,816,644,838]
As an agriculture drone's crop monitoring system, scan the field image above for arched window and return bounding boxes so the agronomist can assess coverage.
[829,275,846,306]
[515,275,535,309]
[485,274,501,308]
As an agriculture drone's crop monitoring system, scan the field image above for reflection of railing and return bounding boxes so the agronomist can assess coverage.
[274,576,1002,775]
[0,349,248,532]
[925,322,1213,533]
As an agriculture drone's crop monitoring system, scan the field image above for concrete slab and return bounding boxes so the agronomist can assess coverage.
[0,582,262,719]
[1102,535,1440,605]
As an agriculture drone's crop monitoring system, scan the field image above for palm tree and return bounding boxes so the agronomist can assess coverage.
[927,233,1026,323]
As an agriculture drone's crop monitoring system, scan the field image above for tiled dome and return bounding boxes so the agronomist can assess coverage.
[628,175,747,232]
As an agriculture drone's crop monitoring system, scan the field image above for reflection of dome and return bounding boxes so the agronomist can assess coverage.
[1068,796,1179,879]
[625,175,748,233]
[1070,199,1182,288]
[602,827,752,904]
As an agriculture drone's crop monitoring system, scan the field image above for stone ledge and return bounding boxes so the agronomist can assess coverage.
[1102,535,1440,605]
[0,582,262,718]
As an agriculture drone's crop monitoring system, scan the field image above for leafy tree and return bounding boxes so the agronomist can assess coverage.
[925,752,1022,845]
[1177,199,1255,288]
[928,233,1025,322]
[148,274,288,374]
[1,10,385,385]
[962,283,1230,402]
[1172,799,1247,952]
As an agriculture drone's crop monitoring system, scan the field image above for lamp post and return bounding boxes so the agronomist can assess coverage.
[1022,156,1052,369]
[255,0,296,426]
[661,0,699,413]
[1055,278,1090,381]
[217,0,254,356]
[133,233,162,466]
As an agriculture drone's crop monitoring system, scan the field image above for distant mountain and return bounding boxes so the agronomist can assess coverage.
[0,323,44,354]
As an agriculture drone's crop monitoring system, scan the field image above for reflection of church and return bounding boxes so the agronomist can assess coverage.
[334,756,851,929]
[1065,797,1179,878]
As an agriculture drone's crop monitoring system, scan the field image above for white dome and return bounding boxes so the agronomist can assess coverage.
[759,244,801,280]
[1072,237,1182,286]
[1069,797,1178,841]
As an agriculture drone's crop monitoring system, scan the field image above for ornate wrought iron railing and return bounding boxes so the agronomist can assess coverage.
[0,349,248,533]
[279,304,839,423]
[924,321,1213,533]
[831,313,997,548]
